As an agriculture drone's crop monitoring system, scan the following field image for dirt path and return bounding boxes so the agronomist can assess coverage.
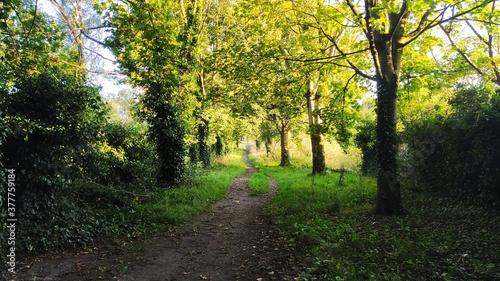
[15,150,299,281]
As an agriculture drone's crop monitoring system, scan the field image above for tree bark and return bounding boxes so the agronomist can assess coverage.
[198,118,211,168]
[279,120,290,167]
[367,1,407,215]
[307,81,326,175]
[310,133,325,174]
[215,134,223,156]
[374,76,402,215]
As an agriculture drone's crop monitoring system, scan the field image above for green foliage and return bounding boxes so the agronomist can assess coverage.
[354,120,377,176]
[252,152,500,280]
[84,121,157,189]
[150,98,186,187]
[17,191,105,253]
[0,65,107,254]
[1,65,106,192]
[247,172,269,195]
[105,0,190,187]
[92,150,246,236]
[404,85,500,202]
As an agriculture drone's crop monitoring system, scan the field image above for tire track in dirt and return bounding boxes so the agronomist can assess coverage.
[16,149,299,281]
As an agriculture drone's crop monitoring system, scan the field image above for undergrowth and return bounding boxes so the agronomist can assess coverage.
[250,153,500,281]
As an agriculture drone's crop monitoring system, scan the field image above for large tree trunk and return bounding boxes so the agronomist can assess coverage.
[365,0,408,215]
[371,36,404,214]
[279,120,290,167]
[374,76,402,215]
[307,81,326,175]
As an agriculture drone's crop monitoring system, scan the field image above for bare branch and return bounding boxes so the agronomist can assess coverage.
[81,31,110,47]
[26,0,38,40]
[464,20,488,45]
[86,69,124,76]
[403,1,492,47]
[49,0,85,65]
[285,47,370,63]
[83,45,115,63]
[439,24,486,77]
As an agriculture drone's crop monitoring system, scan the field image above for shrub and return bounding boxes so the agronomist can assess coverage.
[354,120,377,176]
[0,66,107,254]
[403,85,500,203]
[83,121,157,190]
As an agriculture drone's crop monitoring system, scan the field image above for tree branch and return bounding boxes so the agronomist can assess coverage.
[83,45,116,63]
[403,1,492,47]
[464,20,488,45]
[26,0,38,41]
[345,0,368,36]
[439,24,486,77]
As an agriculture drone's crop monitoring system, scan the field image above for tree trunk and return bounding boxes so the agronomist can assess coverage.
[279,121,290,167]
[264,136,271,157]
[215,134,223,156]
[307,81,326,175]
[374,76,402,215]
[367,1,407,215]
[198,118,211,168]
[310,133,326,174]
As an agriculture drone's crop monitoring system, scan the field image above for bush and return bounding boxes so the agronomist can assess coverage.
[0,66,107,254]
[403,85,500,203]
[83,121,157,190]
[354,120,377,176]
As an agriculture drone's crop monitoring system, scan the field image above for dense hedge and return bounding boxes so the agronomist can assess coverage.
[403,86,500,203]
[0,67,108,253]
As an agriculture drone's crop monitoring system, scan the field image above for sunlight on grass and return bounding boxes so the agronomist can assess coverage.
[249,151,500,281]
[131,150,247,232]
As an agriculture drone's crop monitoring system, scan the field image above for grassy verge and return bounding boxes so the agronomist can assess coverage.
[251,153,500,281]
[74,150,247,240]
[248,172,270,195]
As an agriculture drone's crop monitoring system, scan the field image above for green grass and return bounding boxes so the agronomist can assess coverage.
[250,152,500,281]
[74,150,247,240]
[248,172,270,195]
[129,150,247,233]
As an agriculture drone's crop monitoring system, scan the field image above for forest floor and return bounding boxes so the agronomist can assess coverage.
[14,151,300,281]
